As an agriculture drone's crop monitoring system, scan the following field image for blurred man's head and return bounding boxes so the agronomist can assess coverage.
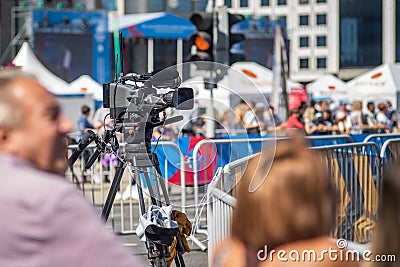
[81,105,91,116]
[367,101,375,112]
[0,69,73,174]
[378,102,386,112]
[322,110,331,120]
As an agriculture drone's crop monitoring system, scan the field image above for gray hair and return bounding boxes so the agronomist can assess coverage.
[0,68,36,129]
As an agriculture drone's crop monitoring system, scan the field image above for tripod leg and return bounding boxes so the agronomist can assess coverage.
[69,165,80,189]
[174,256,181,267]
[132,157,147,215]
[152,153,186,267]
[81,153,86,196]
[143,169,160,206]
[154,162,171,205]
[101,157,126,221]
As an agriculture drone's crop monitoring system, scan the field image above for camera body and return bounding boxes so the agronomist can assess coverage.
[102,70,194,147]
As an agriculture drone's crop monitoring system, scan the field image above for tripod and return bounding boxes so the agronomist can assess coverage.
[101,140,187,267]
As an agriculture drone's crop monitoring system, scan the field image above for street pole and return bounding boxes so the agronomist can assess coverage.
[205,6,219,139]
[272,25,282,117]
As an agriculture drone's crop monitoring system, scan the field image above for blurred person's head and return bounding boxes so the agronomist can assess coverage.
[221,109,231,123]
[0,69,73,175]
[371,162,400,266]
[289,108,301,118]
[367,101,375,112]
[320,100,329,111]
[335,111,346,123]
[303,107,315,122]
[81,105,91,116]
[387,100,393,108]
[351,100,362,112]
[255,103,265,118]
[322,110,331,120]
[377,102,386,113]
[231,140,336,252]
[269,106,275,115]
[310,100,316,108]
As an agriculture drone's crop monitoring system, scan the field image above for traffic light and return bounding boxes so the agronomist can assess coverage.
[187,12,214,64]
[228,13,245,65]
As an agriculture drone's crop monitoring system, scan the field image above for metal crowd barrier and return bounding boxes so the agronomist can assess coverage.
[207,153,259,264]
[191,137,284,238]
[191,134,355,238]
[306,134,354,146]
[66,141,186,235]
[206,141,384,262]
[363,133,400,150]
[380,138,400,169]
[312,142,381,243]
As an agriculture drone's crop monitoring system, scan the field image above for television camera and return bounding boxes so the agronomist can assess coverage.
[99,69,194,266]
[102,69,193,154]
[68,68,194,266]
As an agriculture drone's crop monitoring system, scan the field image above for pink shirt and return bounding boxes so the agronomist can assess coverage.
[286,116,304,129]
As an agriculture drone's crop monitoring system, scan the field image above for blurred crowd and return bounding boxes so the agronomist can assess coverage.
[225,99,398,136]
[74,99,398,141]
[175,99,398,137]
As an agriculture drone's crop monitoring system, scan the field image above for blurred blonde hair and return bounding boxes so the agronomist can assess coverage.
[303,107,315,121]
[351,100,362,112]
[231,139,335,252]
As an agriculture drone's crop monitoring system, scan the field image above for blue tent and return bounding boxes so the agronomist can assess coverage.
[109,12,196,40]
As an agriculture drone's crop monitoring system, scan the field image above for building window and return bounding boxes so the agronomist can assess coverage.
[240,0,248,7]
[317,14,327,25]
[299,0,309,4]
[261,0,269,6]
[299,15,309,26]
[299,36,309,47]
[340,0,382,67]
[316,0,327,3]
[316,36,327,46]
[277,0,287,5]
[299,58,309,69]
[317,57,327,68]
[226,0,232,8]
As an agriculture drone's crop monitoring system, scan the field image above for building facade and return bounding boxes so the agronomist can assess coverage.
[225,0,397,82]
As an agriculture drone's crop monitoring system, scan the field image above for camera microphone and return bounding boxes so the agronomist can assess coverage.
[150,69,179,81]
[119,69,160,81]
[67,130,97,167]
[120,69,179,85]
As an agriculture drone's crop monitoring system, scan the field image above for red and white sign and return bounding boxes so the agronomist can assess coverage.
[288,86,307,110]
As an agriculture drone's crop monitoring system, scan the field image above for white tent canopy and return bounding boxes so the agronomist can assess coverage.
[307,74,351,103]
[347,63,400,108]
[69,75,103,101]
[228,62,301,94]
[12,42,82,96]
[181,62,302,117]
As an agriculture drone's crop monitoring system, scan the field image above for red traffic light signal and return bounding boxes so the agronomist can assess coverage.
[193,32,212,51]
[187,12,214,65]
